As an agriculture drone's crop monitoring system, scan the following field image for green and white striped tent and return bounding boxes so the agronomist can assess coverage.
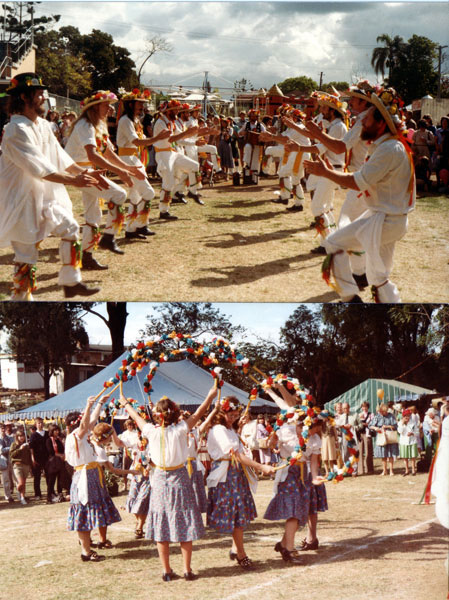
[324,378,435,414]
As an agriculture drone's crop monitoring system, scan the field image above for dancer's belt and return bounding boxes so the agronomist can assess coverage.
[118,147,138,156]
[77,161,92,167]
[155,463,184,471]
[155,147,175,153]
[74,461,105,486]
[186,456,195,477]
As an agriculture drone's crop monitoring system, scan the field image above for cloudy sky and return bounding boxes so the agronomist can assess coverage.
[38,1,448,94]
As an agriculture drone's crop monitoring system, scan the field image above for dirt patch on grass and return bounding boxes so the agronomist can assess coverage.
[0,178,447,302]
[0,464,447,600]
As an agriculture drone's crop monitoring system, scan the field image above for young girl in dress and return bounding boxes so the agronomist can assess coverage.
[206,396,275,570]
[264,385,327,562]
[397,409,419,476]
[119,385,217,581]
[65,394,128,562]
[182,412,208,513]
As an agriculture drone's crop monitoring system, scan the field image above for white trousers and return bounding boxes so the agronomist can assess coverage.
[243,144,262,171]
[338,188,368,276]
[324,210,408,302]
[156,150,199,203]
[82,178,127,247]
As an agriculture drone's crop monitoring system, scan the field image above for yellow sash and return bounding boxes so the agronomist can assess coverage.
[155,463,184,471]
[118,147,138,156]
[155,147,175,153]
[74,461,105,487]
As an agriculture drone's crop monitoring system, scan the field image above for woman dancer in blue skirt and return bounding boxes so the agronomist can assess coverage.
[65,395,131,562]
[206,396,276,570]
[119,385,217,581]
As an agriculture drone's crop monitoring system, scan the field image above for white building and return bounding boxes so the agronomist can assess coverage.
[0,354,63,394]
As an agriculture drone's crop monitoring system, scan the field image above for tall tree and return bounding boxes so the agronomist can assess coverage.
[371,34,405,81]
[278,76,318,96]
[137,35,173,84]
[0,1,60,40]
[0,303,88,399]
[78,302,128,360]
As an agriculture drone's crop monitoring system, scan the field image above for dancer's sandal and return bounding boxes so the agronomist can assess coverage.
[236,555,254,570]
[274,541,285,554]
[97,539,113,549]
[299,538,319,551]
[281,549,302,564]
[162,570,178,582]
[80,551,104,562]
[135,529,144,539]
[229,550,238,561]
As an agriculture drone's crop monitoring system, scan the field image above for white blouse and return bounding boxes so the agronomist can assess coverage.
[65,429,97,468]
[142,420,189,468]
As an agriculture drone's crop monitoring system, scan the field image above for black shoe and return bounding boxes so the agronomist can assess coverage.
[348,295,364,303]
[229,550,238,561]
[172,192,187,204]
[281,549,303,564]
[125,231,147,240]
[271,198,289,205]
[286,204,304,212]
[99,233,125,255]
[187,191,204,205]
[159,212,178,220]
[184,571,197,581]
[8,497,15,503]
[82,252,108,271]
[274,541,285,554]
[161,570,177,582]
[136,226,156,236]
[309,220,318,229]
[310,246,327,255]
[299,538,319,551]
[353,273,369,290]
[63,282,100,298]
[80,551,105,563]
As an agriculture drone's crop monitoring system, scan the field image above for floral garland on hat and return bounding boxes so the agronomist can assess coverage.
[119,87,151,102]
[80,90,118,109]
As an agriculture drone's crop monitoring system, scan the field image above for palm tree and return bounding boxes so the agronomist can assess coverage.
[371,34,405,82]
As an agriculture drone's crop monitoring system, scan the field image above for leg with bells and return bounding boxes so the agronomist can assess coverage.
[10,241,38,300]
[101,179,128,253]
[156,151,177,218]
[250,145,261,183]
[200,143,220,172]
[80,187,107,270]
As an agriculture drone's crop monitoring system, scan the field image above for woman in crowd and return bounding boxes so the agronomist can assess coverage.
[9,430,33,505]
[320,418,338,477]
[206,396,275,570]
[397,409,419,476]
[371,403,399,476]
[256,413,271,466]
[45,424,66,503]
[217,117,234,180]
[119,385,217,582]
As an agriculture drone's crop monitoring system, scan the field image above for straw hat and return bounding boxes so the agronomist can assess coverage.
[80,90,118,113]
[291,108,306,120]
[366,86,404,135]
[318,93,348,119]
[6,72,47,94]
[159,99,182,113]
[347,79,375,101]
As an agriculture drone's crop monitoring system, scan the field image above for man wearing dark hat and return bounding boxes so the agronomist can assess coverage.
[304,87,415,303]
[0,73,105,299]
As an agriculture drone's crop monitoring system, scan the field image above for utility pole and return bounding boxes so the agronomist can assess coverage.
[203,71,208,117]
[319,71,324,90]
[437,45,448,98]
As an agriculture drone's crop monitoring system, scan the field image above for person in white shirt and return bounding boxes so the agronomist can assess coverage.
[300,80,374,288]
[397,409,419,475]
[431,404,449,528]
[207,396,275,570]
[289,93,347,254]
[0,72,105,299]
[260,108,310,212]
[119,385,217,582]
[304,86,415,303]
[65,90,146,269]
[116,89,171,239]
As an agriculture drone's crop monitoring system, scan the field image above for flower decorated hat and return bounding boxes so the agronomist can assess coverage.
[80,90,118,113]
[347,79,375,101]
[159,99,182,113]
[318,92,348,119]
[367,86,405,135]
[7,72,47,94]
[119,88,151,103]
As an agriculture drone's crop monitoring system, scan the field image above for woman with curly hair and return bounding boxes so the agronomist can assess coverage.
[206,396,275,570]
[119,385,217,582]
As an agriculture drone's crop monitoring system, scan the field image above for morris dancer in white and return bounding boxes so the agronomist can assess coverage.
[301,80,374,289]
[238,109,266,184]
[264,105,290,195]
[304,87,415,303]
[65,91,145,269]
[286,93,347,254]
[185,104,221,194]
[262,108,311,212]
[152,100,199,220]
[0,73,105,299]
[172,104,204,205]
[116,88,171,238]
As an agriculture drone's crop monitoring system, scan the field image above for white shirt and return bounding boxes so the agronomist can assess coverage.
[277,424,303,460]
[397,421,420,446]
[207,424,243,460]
[317,117,347,166]
[353,133,416,214]
[0,115,74,247]
[119,429,140,451]
[343,109,370,172]
[116,115,139,149]
[240,420,258,450]
[65,429,98,468]
[142,420,189,467]
[65,119,113,164]
[153,115,174,151]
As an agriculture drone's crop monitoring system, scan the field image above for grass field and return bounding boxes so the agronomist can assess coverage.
[1,463,447,600]
[0,177,447,302]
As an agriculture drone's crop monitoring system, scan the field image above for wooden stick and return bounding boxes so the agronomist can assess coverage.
[252,365,267,378]
[248,374,260,385]
[94,380,121,401]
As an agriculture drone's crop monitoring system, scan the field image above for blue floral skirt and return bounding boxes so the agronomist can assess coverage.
[264,465,311,524]
[126,475,151,515]
[374,442,399,458]
[188,460,207,513]
[207,463,257,534]
[67,466,121,531]
[146,466,205,543]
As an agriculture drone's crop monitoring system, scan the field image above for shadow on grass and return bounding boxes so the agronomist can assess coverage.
[202,228,305,249]
[207,210,289,224]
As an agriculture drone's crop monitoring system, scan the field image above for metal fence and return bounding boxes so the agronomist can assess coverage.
[48,93,81,115]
